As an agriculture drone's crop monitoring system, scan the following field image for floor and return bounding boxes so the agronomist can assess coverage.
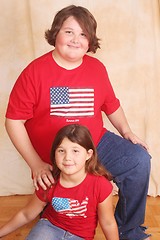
[0,195,159,239]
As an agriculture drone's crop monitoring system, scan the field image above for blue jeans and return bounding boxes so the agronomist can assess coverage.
[97,131,151,240]
[26,219,84,240]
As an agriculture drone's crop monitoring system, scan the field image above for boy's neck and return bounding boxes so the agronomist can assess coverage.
[52,50,83,70]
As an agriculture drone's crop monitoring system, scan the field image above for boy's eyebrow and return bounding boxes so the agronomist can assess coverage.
[62,27,85,32]
[62,27,73,30]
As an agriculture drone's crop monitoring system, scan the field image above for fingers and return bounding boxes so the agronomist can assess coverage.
[138,141,149,151]
[41,173,53,188]
[32,163,55,190]
[33,176,50,191]
[123,132,149,151]
[131,138,148,150]
[33,178,39,191]
[33,172,55,191]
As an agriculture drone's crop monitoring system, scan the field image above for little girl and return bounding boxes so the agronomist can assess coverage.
[0,124,119,239]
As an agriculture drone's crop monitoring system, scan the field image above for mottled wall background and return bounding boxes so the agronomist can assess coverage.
[0,0,160,196]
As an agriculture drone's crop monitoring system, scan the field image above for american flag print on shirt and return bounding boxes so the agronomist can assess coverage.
[50,87,94,117]
[52,197,89,218]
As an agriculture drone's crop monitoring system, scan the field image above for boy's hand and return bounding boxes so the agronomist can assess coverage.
[123,131,149,151]
[32,162,54,190]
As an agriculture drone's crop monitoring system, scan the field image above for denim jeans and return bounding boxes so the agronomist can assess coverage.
[26,219,84,240]
[97,131,151,240]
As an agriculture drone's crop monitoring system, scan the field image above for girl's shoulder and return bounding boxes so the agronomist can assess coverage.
[87,174,112,187]
[86,174,113,202]
[35,183,56,202]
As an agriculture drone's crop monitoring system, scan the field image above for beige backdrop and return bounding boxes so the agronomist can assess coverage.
[0,0,160,196]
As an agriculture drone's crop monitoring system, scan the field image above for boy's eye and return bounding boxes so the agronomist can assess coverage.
[65,30,73,34]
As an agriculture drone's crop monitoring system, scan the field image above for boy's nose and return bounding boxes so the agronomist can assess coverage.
[71,35,79,44]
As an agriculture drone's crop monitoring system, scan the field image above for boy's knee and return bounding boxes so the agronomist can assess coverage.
[134,144,151,165]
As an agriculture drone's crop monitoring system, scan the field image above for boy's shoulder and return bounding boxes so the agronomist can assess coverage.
[22,51,52,73]
[84,54,106,70]
[29,51,52,66]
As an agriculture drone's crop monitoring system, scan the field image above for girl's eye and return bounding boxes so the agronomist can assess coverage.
[58,149,64,153]
[81,33,87,38]
[73,149,79,153]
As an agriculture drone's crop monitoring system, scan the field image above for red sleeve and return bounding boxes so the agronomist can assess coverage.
[6,66,37,120]
[36,185,55,203]
[97,176,113,203]
[100,64,120,115]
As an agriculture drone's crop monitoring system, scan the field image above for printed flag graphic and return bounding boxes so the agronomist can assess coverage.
[50,87,94,117]
[52,197,88,217]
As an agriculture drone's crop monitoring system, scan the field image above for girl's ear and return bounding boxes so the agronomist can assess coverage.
[86,149,93,160]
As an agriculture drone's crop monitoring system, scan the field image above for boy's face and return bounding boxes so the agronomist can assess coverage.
[54,16,89,65]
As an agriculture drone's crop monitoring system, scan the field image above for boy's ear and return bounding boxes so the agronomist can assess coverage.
[86,149,93,160]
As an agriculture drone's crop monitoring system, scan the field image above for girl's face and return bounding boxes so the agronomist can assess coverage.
[55,137,93,179]
[54,16,89,67]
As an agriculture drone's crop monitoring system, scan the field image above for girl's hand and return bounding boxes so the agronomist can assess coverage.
[32,162,54,190]
[123,131,149,151]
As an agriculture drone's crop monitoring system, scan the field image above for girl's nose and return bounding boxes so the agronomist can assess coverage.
[64,152,71,161]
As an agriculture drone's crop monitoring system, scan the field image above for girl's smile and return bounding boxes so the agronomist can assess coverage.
[55,137,93,184]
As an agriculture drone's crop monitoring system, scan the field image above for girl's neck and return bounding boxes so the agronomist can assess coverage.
[59,172,87,188]
[52,50,83,70]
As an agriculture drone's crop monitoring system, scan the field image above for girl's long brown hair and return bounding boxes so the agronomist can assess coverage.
[50,124,112,182]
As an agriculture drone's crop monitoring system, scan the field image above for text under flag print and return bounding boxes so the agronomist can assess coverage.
[50,87,94,117]
[52,197,88,218]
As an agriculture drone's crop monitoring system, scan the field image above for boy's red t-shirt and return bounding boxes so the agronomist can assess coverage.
[6,51,120,164]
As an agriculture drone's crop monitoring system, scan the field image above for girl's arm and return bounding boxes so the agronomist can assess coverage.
[0,193,46,238]
[98,193,119,240]
[5,118,54,190]
[107,106,149,150]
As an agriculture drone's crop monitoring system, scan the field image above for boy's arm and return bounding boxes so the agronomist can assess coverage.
[0,193,46,238]
[107,106,149,150]
[98,193,119,240]
[5,118,54,190]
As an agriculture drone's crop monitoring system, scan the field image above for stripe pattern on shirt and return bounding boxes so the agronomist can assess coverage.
[50,87,94,117]
[52,197,88,218]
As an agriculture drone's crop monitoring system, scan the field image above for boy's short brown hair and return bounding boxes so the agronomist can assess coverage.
[45,5,100,53]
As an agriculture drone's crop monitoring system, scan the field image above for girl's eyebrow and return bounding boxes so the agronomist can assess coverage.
[56,145,63,149]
